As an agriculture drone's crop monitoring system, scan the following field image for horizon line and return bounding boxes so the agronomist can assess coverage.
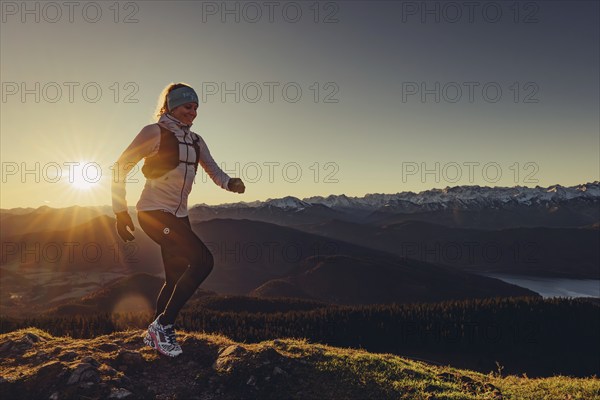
[2,180,598,212]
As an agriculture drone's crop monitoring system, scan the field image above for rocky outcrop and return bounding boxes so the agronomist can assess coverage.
[0,328,335,400]
[0,328,595,400]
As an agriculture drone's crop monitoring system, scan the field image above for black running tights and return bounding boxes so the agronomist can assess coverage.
[138,210,214,325]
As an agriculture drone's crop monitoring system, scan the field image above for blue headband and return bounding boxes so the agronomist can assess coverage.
[167,86,199,111]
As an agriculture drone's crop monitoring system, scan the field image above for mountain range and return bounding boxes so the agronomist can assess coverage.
[2,182,598,230]
[186,181,600,229]
[1,182,597,315]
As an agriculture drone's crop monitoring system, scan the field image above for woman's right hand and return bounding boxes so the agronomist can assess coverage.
[228,178,246,193]
[115,211,135,242]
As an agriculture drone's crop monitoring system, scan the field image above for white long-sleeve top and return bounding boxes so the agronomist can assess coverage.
[111,113,231,217]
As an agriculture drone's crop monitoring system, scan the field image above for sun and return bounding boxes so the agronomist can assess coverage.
[65,161,102,191]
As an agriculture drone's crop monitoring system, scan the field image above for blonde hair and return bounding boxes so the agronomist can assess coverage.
[153,82,194,121]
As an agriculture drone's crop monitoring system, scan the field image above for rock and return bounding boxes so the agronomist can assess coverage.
[246,375,256,386]
[0,334,36,355]
[49,392,59,400]
[79,381,95,389]
[97,343,119,352]
[115,350,144,366]
[67,363,99,385]
[218,345,247,358]
[81,356,100,367]
[37,361,65,381]
[0,340,14,354]
[59,351,78,362]
[213,345,247,371]
[24,332,43,343]
[108,388,133,399]
[255,347,285,368]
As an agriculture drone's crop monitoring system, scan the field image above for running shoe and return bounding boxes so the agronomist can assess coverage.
[146,315,183,357]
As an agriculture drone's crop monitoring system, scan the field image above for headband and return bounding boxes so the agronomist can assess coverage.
[167,86,199,111]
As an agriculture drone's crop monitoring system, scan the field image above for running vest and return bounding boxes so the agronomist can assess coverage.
[141,124,201,179]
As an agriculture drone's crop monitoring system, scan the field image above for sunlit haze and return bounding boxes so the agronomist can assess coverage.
[1,1,598,209]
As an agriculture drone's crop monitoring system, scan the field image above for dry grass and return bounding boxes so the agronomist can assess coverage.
[1,328,598,399]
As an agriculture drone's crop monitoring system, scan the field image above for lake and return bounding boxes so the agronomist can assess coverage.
[477,273,600,298]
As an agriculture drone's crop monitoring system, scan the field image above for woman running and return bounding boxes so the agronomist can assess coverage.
[111,82,245,357]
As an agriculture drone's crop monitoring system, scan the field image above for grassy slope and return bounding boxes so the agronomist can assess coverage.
[0,328,598,400]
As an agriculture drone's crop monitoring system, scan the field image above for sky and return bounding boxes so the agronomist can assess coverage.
[1,0,598,209]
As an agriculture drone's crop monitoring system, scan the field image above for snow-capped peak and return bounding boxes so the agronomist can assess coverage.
[264,196,312,210]
[198,182,599,212]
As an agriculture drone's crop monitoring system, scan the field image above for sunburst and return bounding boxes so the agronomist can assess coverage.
[66,161,102,191]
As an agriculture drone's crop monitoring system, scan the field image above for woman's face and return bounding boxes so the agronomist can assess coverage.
[170,102,198,126]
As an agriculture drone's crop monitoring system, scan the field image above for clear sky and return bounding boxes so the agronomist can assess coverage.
[1,1,598,209]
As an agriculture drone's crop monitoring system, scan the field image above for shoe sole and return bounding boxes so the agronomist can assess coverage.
[143,334,156,349]
[149,331,182,357]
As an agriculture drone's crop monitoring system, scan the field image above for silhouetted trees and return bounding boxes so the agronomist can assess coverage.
[1,296,598,377]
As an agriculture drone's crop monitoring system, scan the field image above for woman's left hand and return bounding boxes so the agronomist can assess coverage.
[228,178,245,193]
